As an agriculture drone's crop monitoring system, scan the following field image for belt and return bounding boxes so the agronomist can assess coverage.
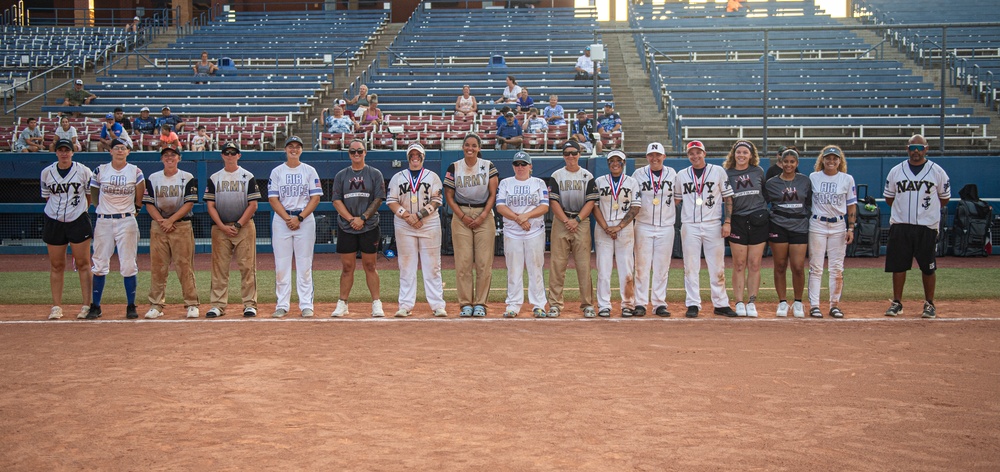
[97,213,133,219]
[459,203,488,208]
[774,210,808,219]
[812,215,844,223]
[563,211,580,218]
[287,210,302,216]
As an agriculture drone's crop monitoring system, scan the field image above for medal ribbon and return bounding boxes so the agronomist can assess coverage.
[608,173,624,203]
[690,166,708,199]
[407,168,426,202]
[649,168,665,197]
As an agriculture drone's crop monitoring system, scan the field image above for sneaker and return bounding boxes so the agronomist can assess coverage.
[433,308,448,317]
[504,310,518,318]
[459,305,473,317]
[792,301,805,318]
[125,304,138,319]
[633,306,647,317]
[144,308,163,319]
[685,305,699,318]
[48,306,63,320]
[548,306,561,318]
[302,308,314,318]
[206,307,223,318]
[85,304,102,320]
[395,308,411,318]
[272,308,288,318]
[76,305,90,319]
[583,306,596,318]
[655,305,671,317]
[921,301,936,319]
[622,307,634,318]
[746,302,758,318]
[809,307,823,318]
[243,307,256,318]
[533,308,546,318]
[331,300,349,317]
[714,306,738,317]
[473,305,486,317]
[372,300,385,318]
[597,308,611,318]
[885,301,903,317]
[829,307,844,319]
[735,302,747,317]
[776,301,789,317]
[186,306,200,318]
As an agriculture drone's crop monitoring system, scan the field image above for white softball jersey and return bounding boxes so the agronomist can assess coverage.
[809,171,857,221]
[674,164,733,224]
[41,161,92,222]
[387,168,444,225]
[143,170,198,219]
[632,165,677,226]
[595,172,642,225]
[443,158,499,205]
[883,159,951,229]
[549,167,595,214]
[91,162,144,215]
[496,176,549,240]
[267,162,323,211]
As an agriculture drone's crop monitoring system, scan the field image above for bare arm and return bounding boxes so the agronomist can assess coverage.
[722,196,733,237]
[134,181,146,210]
[617,205,640,228]
[361,197,382,221]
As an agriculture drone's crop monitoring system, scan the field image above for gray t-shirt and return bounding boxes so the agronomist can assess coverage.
[549,167,595,214]
[764,173,812,235]
[332,164,385,234]
[726,165,767,216]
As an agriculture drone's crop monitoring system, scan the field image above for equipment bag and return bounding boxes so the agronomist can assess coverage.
[848,184,881,257]
[952,184,993,257]
[936,207,949,257]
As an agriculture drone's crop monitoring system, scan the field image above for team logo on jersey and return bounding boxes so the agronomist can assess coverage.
[349,176,366,190]
[733,174,755,190]
[781,187,799,201]
[285,174,303,185]
[110,175,127,186]
[681,181,715,194]
[704,195,717,208]
[894,180,935,194]
[922,196,932,210]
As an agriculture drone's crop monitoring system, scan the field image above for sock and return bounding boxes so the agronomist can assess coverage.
[92,275,106,306]
[893,299,901,304]
[780,299,787,304]
[794,299,801,303]
[124,276,137,306]
[926,300,934,306]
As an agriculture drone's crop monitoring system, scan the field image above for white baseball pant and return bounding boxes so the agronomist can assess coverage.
[595,222,636,311]
[504,232,547,313]
[395,220,445,312]
[272,213,316,311]
[681,222,729,308]
[91,216,139,277]
[808,223,847,309]
[634,222,675,309]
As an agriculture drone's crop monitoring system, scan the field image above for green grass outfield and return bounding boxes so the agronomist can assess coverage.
[5,268,999,305]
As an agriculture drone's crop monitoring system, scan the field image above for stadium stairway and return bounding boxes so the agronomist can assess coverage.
[603,22,672,155]
[842,17,1000,148]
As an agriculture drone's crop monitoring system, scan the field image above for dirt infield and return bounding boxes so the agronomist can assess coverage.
[2,311,999,470]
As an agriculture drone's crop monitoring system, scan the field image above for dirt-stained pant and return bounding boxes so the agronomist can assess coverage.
[451,206,496,307]
[148,220,199,310]
[808,223,847,309]
[210,221,257,313]
[595,222,636,312]
[681,222,729,308]
[547,217,594,311]
[504,232,547,313]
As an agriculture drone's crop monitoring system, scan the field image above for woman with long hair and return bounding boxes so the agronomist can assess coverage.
[723,140,768,317]
[807,145,857,318]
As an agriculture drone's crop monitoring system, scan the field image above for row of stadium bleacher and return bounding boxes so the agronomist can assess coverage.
[1,25,136,71]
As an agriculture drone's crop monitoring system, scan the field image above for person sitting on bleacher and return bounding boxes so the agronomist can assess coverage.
[543,95,566,126]
[495,76,521,104]
[575,46,601,80]
[522,108,548,134]
[193,51,219,83]
[125,16,140,33]
[517,88,534,113]
[133,107,157,136]
[571,109,601,154]
[322,104,355,134]
[496,110,523,150]
[497,106,513,127]
[455,85,478,121]
[190,125,213,152]
[62,79,96,117]
[97,113,133,152]
[155,106,185,133]
[597,102,622,134]
[113,107,133,134]
[13,117,44,153]
[359,95,383,128]
[156,124,182,152]
[51,116,81,152]
[346,84,371,119]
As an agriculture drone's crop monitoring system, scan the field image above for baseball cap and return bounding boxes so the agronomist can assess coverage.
[406,142,425,157]
[74,79,83,85]
[646,142,665,156]
[161,105,170,111]
[686,140,706,152]
[604,102,614,108]
[140,106,150,112]
[821,146,843,158]
[512,151,532,165]
[105,113,115,119]
[109,138,129,148]
[505,110,515,116]
[562,140,581,152]
[585,46,591,51]
[54,139,74,150]
[133,16,139,20]
[336,99,347,107]
[576,109,587,114]
[221,142,240,153]
[607,150,627,162]
[284,135,304,147]
[160,145,182,156]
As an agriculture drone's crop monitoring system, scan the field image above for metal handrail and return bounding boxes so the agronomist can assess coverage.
[1,60,76,117]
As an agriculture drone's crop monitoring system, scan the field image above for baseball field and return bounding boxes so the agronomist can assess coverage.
[1,253,999,470]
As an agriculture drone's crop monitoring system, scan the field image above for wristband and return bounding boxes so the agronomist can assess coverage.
[397,207,406,216]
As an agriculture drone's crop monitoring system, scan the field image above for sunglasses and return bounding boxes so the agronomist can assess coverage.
[222,151,239,156]
[513,162,530,167]
[908,144,927,152]
[563,151,580,156]
[348,148,365,155]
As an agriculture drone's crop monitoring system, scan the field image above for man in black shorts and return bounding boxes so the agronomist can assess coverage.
[331,139,386,318]
[883,135,952,318]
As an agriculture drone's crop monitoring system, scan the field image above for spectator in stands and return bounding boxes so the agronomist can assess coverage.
[97,113,133,152]
[322,104,355,134]
[14,117,44,152]
[157,124,182,152]
[51,116,81,152]
[543,95,566,126]
[727,0,747,13]
[496,106,513,127]
[133,106,157,136]
[598,102,622,133]
[571,109,600,153]
[495,75,521,104]
[575,46,601,80]
[190,125,212,151]
[455,85,478,121]
[516,88,534,113]
[113,107,133,133]
[346,84,371,119]
[125,16,140,33]
[155,106,185,132]
[360,95,383,127]
[496,110,523,150]
[193,51,219,84]
[62,79,96,117]
[523,108,548,134]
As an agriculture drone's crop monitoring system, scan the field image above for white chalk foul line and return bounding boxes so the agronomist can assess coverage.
[1,316,998,325]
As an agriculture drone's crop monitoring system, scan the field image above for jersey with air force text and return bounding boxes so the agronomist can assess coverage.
[91,162,144,215]
[268,162,323,211]
[144,170,198,219]
[595,172,642,225]
[632,165,677,226]
[204,166,261,224]
[496,176,549,240]
[387,168,443,225]
[674,164,733,224]
[809,171,857,220]
[41,162,92,222]
[883,159,951,230]
[549,167,595,214]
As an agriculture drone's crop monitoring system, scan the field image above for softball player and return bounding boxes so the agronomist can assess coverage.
[808,145,857,318]
[42,139,93,320]
[547,140,598,318]
[496,152,550,318]
[386,143,446,318]
[674,140,736,318]
[143,146,199,319]
[268,136,323,318]
[593,150,641,317]
[89,138,145,319]
[631,142,676,317]
[883,134,951,319]
[764,148,811,318]
[723,140,768,318]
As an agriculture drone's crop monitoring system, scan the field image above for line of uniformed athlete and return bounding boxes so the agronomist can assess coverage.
[41,133,949,320]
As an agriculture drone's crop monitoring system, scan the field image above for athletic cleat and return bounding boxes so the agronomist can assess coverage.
[331,300,349,317]
[242,307,256,318]
[792,301,805,318]
[622,307,634,318]
[144,308,163,319]
[271,308,288,318]
[206,308,223,318]
[746,302,759,318]
[533,308,546,318]
[597,308,611,318]
[372,300,385,318]
[885,300,903,317]
[433,308,448,317]
[48,306,63,320]
[829,307,844,319]
[685,306,700,318]
[85,304,102,320]
[809,307,823,318]
[921,302,936,319]
[459,305,473,317]
[472,305,486,317]
[633,306,647,317]
[655,305,671,317]
[395,308,411,318]
[301,308,314,318]
[735,302,747,317]
[76,305,90,319]
[583,306,596,318]
[548,306,561,318]
[776,301,789,317]
[186,306,200,318]
[125,304,138,320]
[504,310,518,318]
[714,306,738,317]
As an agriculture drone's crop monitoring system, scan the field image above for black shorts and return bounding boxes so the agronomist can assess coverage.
[768,221,809,245]
[43,213,93,246]
[885,224,939,274]
[727,210,769,246]
[337,226,380,254]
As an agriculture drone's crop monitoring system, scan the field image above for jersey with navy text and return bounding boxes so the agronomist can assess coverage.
[595,172,642,225]
[883,159,951,229]
[632,165,677,226]
[41,161,92,222]
[387,168,443,225]
[674,164,734,224]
